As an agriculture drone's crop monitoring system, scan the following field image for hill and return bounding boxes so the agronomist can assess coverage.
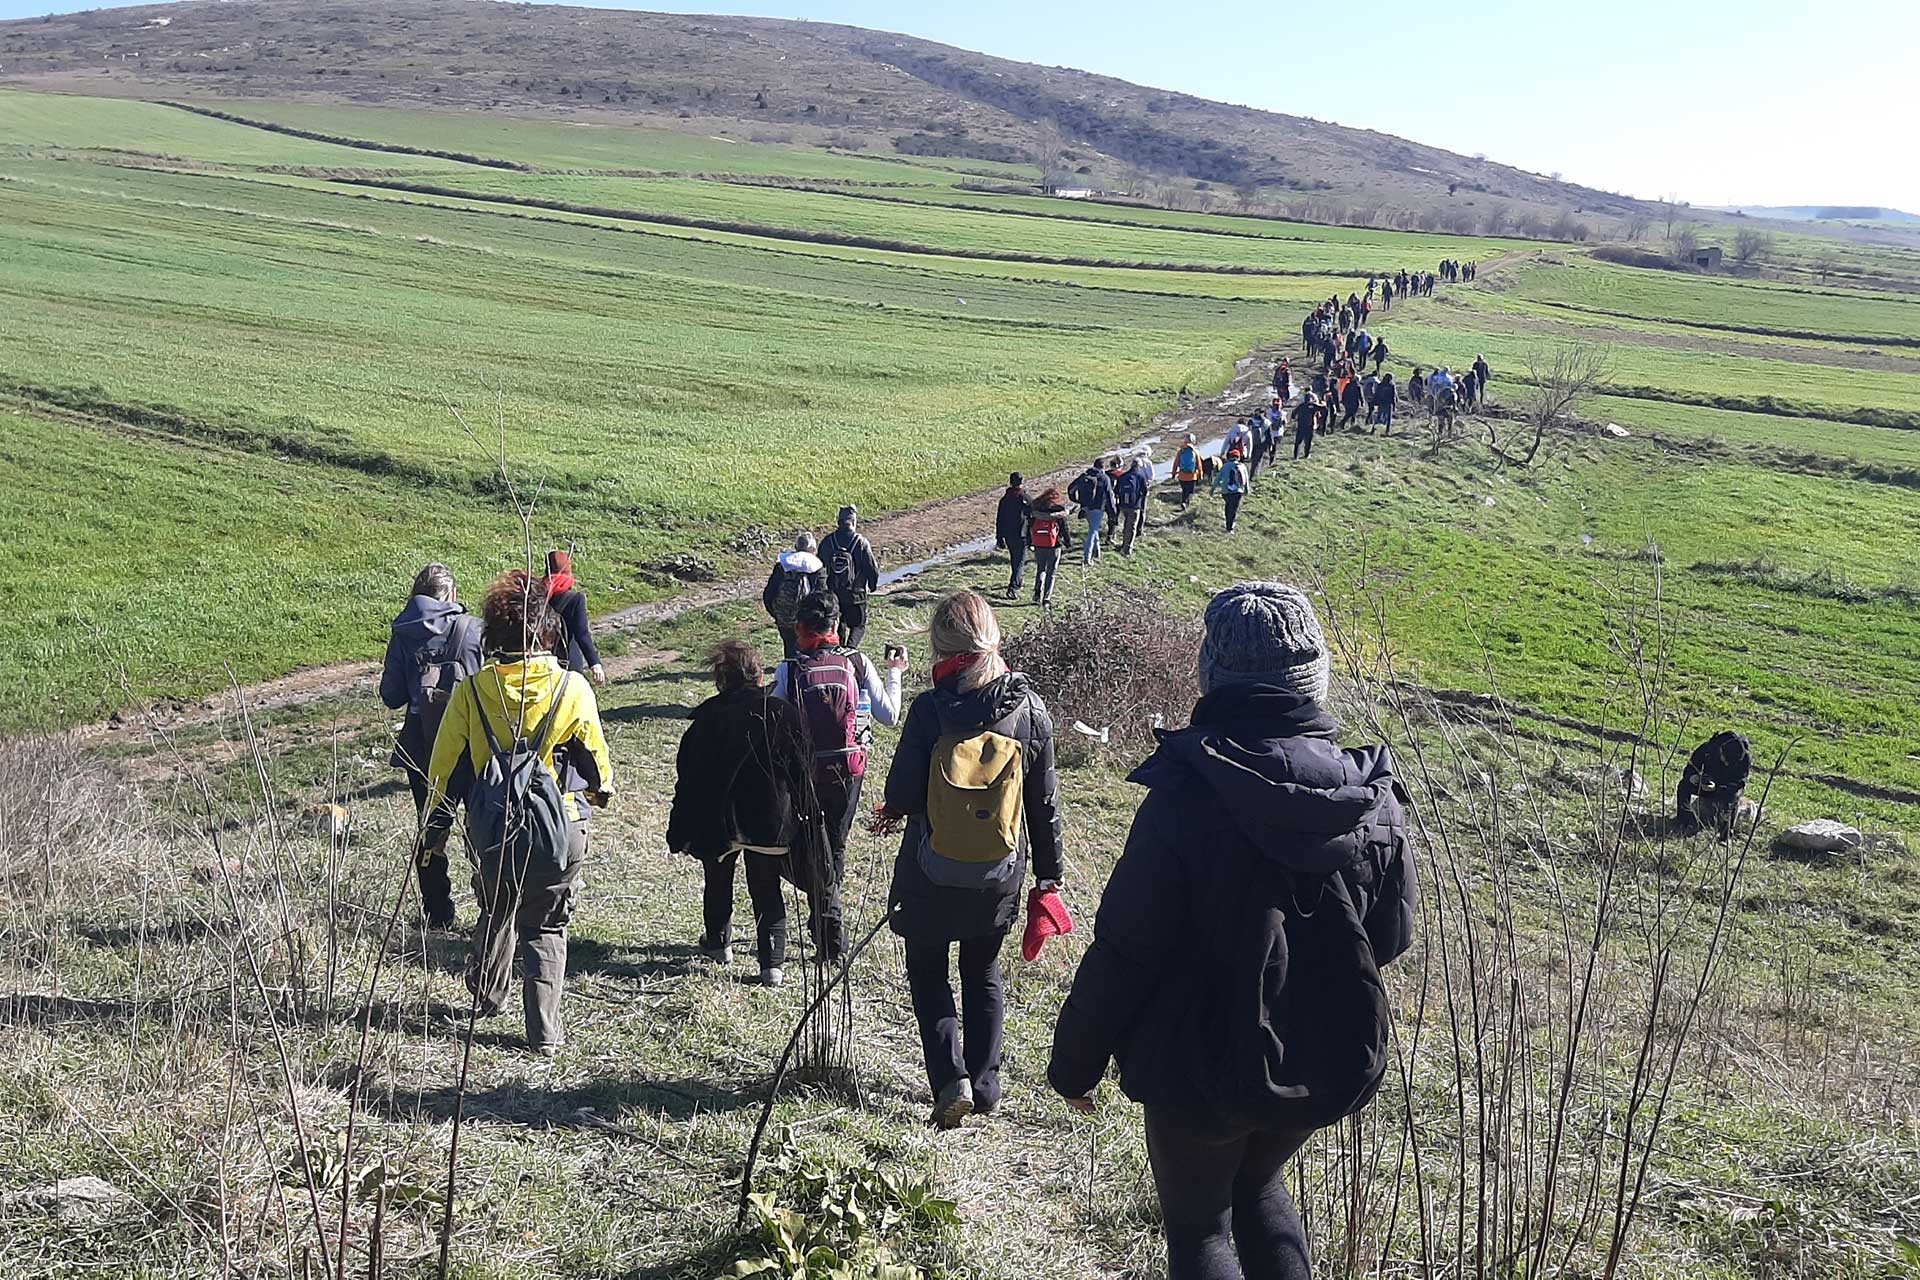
[0,0,1654,229]
[1717,204,1920,225]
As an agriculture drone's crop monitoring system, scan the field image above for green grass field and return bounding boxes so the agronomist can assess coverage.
[3,84,1919,1280]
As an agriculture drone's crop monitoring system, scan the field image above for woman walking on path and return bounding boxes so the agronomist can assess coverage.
[544,550,607,686]
[669,639,814,988]
[1025,489,1072,607]
[879,591,1065,1128]
[1049,583,1417,1280]
[425,570,614,1054]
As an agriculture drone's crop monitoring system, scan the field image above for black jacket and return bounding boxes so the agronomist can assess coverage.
[380,596,485,774]
[995,487,1031,547]
[667,684,812,860]
[885,672,1064,941]
[1069,467,1117,518]
[550,588,601,675]
[819,526,880,604]
[1048,688,1416,1124]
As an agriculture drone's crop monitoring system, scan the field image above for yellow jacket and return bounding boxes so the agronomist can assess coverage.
[425,656,614,822]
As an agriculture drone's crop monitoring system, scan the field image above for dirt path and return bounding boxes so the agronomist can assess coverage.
[73,340,1298,756]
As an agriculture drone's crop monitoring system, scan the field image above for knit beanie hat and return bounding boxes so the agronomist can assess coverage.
[1196,582,1331,703]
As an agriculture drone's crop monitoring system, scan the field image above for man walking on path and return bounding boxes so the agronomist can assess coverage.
[995,473,1032,600]
[1069,459,1116,566]
[1292,394,1321,460]
[818,506,880,650]
[1173,435,1202,507]
[1115,454,1151,555]
[1218,450,1250,534]
[1473,353,1492,401]
[1375,372,1398,436]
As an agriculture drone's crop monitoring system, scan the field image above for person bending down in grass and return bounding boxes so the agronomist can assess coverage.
[1049,583,1417,1280]
[425,570,613,1056]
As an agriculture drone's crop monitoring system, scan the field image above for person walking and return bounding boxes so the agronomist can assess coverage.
[1068,460,1116,567]
[1472,353,1492,401]
[1116,453,1151,555]
[424,570,614,1055]
[879,590,1064,1127]
[543,551,606,687]
[763,533,826,660]
[1102,457,1128,551]
[1174,434,1202,507]
[1025,488,1072,606]
[1291,394,1320,460]
[1374,372,1398,436]
[1372,337,1390,374]
[1340,375,1363,430]
[1048,582,1417,1280]
[995,473,1032,600]
[669,640,813,988]
[1218,450,1250,534]
[818,506,880,650]
[773,592,904,963]
[1271,359,1290,401]
[380,562,486,930]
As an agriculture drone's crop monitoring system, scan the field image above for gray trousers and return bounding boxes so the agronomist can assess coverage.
[467,819,587,1049]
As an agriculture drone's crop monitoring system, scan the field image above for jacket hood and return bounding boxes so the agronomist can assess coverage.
[928,671,1030,731]
[777,550,823,574]
[1130,686,1403,876]
[391,595,465,643]
[474,656,572,729]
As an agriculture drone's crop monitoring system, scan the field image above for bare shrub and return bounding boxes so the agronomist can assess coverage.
[1669,223,1700,265]
[1480,203,1512,236]
[1622,211,1652,241]
[1486,340,1613,467]
[1001,589,1202,749]
[1733,227,1775,266]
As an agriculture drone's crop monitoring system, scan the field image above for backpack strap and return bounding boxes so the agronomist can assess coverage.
[531,672,574,758]
[473,676,502,759]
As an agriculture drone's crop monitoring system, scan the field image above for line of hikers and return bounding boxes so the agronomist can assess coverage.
[383,551,1417,1280]
[1439,258,1476,283]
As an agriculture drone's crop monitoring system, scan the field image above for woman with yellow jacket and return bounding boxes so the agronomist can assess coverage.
[425,569,614,1055]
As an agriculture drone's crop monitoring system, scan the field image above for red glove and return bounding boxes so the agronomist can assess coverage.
[1022,886,1075,961]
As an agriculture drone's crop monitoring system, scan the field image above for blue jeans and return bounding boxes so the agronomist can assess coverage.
[1083,509,1105,564]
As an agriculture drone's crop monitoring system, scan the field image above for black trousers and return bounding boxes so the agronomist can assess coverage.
[1293,431,1314,459]
[1144,1108,1312,1280]
[1005,539,1028,591]
[776,625,800,660]
[838,598,869,652]
[808,766,864,961]
[1223,493,1243,533]
[405,771,456,924]
[904,929,1007,1105]
[702,850,788,969]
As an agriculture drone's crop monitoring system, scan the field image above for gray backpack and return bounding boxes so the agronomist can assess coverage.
[466,672,575,873]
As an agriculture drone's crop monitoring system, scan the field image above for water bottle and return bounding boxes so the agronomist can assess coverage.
[856,687,873,739]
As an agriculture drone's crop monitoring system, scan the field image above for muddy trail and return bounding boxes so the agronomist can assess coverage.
[74,340,1301,761]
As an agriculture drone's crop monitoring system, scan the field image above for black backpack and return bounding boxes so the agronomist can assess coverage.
[1183,859,1390,1130]
[410,615,481,751]
[465,673,576,875]
[824,534,867,603]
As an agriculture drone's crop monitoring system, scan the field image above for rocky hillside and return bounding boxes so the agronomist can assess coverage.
[0,0,1652,223]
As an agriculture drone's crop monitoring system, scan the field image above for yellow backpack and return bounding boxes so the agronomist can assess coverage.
[920,729,1025,887]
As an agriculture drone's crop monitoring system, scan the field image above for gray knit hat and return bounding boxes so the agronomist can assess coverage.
[1197,582,1331,703]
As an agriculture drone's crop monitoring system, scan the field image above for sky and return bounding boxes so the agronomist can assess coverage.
[5,0,1916,211]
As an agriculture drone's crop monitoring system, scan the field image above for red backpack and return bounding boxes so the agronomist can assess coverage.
[1030,515,1062,550]
[786,650,867,779]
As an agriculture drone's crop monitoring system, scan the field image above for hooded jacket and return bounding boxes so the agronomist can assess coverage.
[762,550,826,622]
[1070,467,1116,519]
[996,486,1032,547]
[885,672,1064,941]
[667,683,812,861]
[380,596,485,774]
[1114,463,1151,510]
[425,655,614,825]
[1048,687,1415,1124]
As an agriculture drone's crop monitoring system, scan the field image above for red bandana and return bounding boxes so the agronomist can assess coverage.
[932,652,984,685]
[545,573,576,598]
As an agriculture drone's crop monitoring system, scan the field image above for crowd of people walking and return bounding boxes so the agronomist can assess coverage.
[373,261,1479,1277]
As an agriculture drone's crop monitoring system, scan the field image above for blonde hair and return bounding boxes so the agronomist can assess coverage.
[929,590,1009,692]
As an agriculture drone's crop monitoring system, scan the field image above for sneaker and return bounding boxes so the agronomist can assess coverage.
[971,1083,1001,1117]
[699,936,733,965]
[760,966,785,988]
[930,1078,974,1130]
[531,1041,562,1059]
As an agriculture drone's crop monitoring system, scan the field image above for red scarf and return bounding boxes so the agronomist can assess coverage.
[932,651,983,685]
[797,628,841,652]
[545,573,576,598]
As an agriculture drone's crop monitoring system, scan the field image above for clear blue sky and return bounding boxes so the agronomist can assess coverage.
[6,0,1915,211]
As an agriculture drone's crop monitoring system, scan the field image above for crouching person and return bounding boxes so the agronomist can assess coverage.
[669,640,813,987]
[881,590,1064,1128]
[425,570,613,1055]
[1048,583,1417,1279]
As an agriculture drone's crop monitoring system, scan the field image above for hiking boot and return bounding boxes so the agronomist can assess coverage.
[531,1040,562,1059]
[699,935,733,966]
[971,1082,1002,1117]
[425,907,458,932]
[759,966,785,988]
[930,1078,974,1130]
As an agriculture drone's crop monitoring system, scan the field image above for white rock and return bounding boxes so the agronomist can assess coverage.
[2,1176,135,1221]
[1773,819,1863,854]
[1602,423,1631,438]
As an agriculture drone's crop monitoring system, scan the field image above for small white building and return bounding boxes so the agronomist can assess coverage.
[1049,187,1093,200]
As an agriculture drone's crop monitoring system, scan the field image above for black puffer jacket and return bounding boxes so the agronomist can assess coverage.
[667,684,812,861]
[886,672,1064,941]
[1048,687,1416,1126]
